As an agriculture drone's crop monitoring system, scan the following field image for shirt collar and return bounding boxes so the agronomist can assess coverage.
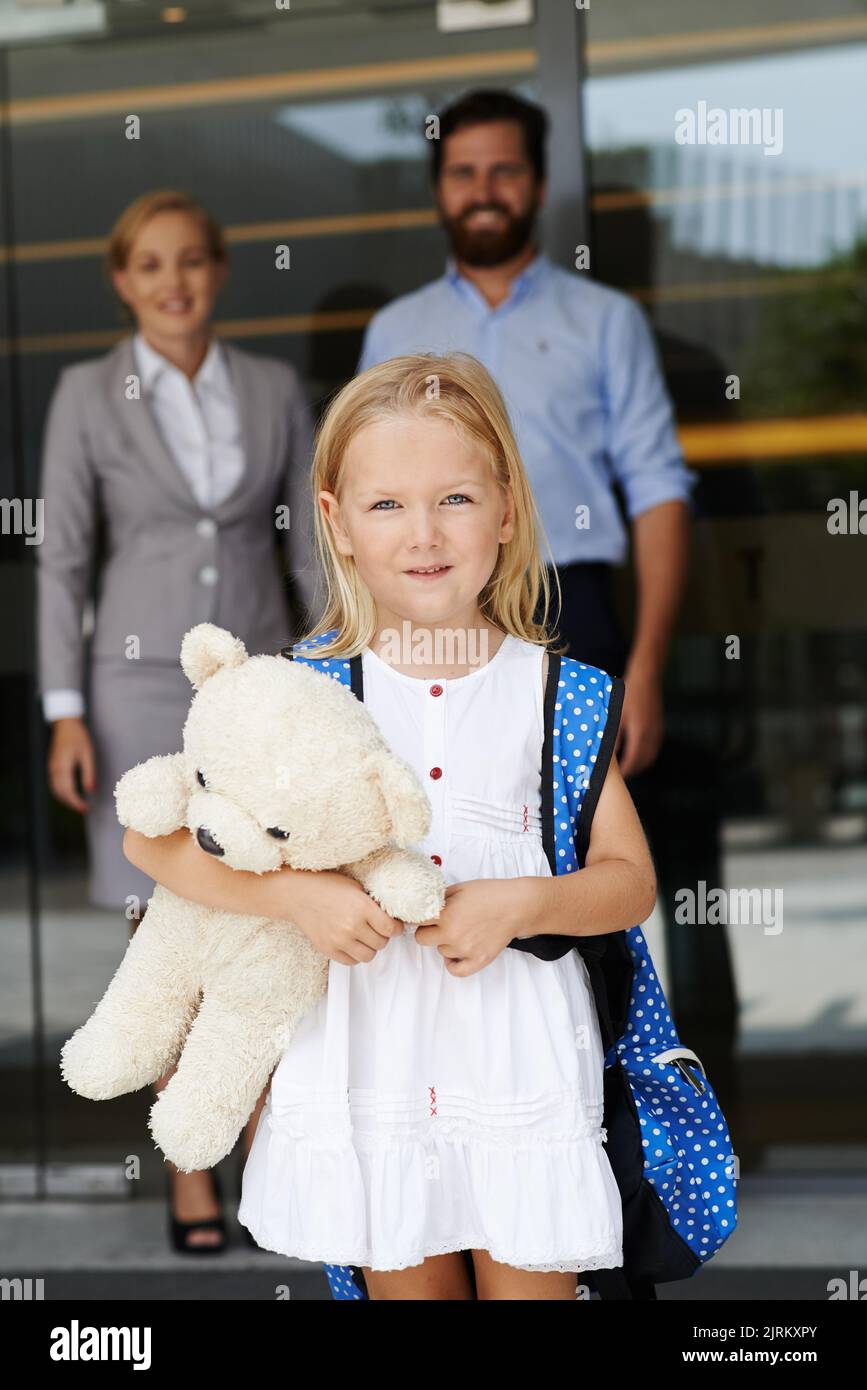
[132,332,231,397]
[444,248,549,306]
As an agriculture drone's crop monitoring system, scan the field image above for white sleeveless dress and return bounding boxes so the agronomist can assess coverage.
[238,633,624,1273]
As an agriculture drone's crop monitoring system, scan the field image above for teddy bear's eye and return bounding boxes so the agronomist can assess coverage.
[267,827,290,840]
[196,770,207,787]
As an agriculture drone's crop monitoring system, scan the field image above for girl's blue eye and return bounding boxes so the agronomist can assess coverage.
[371,495,471,510]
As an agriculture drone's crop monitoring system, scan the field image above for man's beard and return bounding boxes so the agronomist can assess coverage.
[441,201,538,267]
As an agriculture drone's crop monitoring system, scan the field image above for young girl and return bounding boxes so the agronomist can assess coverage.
[125,351,656,1300]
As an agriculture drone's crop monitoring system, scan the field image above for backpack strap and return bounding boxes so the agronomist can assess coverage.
[507,647,565,961]
[574,672,625,866]
[540,649,561,877]
[510,652,625,968]
[282,634,364,698]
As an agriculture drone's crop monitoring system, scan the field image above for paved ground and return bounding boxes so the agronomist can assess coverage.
[4,1160,867,1300]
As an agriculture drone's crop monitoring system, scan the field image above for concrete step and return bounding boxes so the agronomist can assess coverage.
[4,1171,866,1300]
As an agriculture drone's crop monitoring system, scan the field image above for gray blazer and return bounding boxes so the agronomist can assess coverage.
[36,335,323,697]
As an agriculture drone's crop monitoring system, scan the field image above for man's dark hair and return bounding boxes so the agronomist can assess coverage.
[430,89,549,183]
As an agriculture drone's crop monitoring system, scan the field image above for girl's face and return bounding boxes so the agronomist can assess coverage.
[319,412,516,639]
[110,209,226,344]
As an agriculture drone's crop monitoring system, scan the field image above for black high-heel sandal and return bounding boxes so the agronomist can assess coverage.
[166,1166,228,1256]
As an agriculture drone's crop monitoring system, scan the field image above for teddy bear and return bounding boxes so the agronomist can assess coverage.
[60,622,446,1173]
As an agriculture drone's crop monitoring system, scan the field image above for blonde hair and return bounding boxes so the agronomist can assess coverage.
[300,352,567,660]
[105,189,228,324]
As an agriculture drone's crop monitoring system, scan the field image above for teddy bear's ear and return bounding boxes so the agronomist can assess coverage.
[180,624,248,690]
[375,753,432,847]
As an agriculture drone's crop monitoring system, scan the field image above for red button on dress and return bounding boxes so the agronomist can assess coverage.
[430,684,443,697]
[430,854,442,865]
[429,767,442,779]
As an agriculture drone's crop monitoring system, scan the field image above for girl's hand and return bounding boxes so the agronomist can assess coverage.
[270,868,405,966]
[47,717,97,814]
[414,879,536,977]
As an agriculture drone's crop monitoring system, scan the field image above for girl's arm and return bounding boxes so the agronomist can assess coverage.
[520,757,657,939]
[123,827,308,919]
[123,827,407,968]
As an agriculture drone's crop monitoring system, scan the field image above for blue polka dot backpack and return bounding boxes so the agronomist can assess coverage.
[283,630,738,1301]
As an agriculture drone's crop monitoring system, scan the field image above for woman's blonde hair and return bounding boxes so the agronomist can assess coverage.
[104,189,228,324]
[300,351,567,660]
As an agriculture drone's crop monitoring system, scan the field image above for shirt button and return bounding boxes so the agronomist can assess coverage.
[198,565,219,586]
[430,854,442,865]
[430,684,443,697]
[196,517,217,538]
[429,766,442,780]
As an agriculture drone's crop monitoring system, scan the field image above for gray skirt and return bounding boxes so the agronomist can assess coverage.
[83,656,194,911]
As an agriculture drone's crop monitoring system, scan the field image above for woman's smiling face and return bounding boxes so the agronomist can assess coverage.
[110,209,226,342]
[318,412,515,633]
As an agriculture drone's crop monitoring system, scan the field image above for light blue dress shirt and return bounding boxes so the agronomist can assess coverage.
[357,252,698,567]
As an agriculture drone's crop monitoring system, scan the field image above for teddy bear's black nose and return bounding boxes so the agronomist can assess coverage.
[196,827,225,857]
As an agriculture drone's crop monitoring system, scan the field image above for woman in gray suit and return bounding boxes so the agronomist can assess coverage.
[38,189,320,1253]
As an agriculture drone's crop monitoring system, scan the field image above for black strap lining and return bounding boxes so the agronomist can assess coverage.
[540,649,561,877]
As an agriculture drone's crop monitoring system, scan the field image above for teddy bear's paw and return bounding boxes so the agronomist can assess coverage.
[114,755,189,837]
[60,1029,121,1100]
[60,1022,166,1100]
[150,1089,238,1173]
[359,848,446,925]
[391,877,448,926]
